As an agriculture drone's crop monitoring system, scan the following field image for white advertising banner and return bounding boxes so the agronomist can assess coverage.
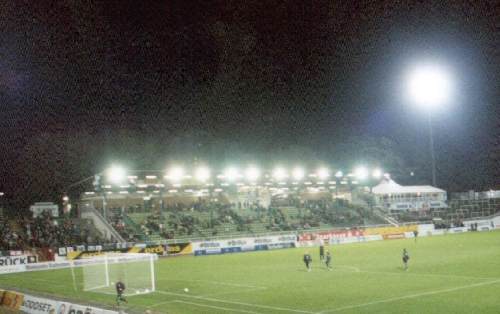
[0,255,37,267]
[20,294,58,314]
[56,302,118,314]
[192,234,297,255]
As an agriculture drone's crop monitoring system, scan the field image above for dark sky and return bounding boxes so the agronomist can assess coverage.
[0,1,498,207]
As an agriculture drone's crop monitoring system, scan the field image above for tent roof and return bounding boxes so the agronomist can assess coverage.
[372,179,446,195]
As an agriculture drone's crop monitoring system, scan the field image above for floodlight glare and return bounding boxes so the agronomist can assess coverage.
[167,167,184,182]
[195,167,210,182]
[407,63,452,110]
[354,166,369,180]
[317,167,329,180]
[245,166,260,181]
[107,165,126,184]
[335,170,343,178]
[224,167,240,181]
[372,168,383,179]
[273,167,287,181]
[292,167,305,181]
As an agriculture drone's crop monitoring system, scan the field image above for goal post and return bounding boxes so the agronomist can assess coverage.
[74,253,157,296]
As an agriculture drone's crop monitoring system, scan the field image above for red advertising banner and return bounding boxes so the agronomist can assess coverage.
[299,229,364,241]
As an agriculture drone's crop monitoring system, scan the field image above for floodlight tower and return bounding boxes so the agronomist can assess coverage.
[407,63,452,186]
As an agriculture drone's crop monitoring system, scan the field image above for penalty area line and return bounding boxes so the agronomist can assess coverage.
[175,300,263,314]
[147,299,181,309]
[156,290,315,313]
[317,278,500,313]
[201,286,269,297]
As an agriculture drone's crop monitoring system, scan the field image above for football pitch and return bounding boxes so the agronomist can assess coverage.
[2,231,500,314]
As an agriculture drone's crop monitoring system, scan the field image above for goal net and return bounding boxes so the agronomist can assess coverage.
[74,253,157,296]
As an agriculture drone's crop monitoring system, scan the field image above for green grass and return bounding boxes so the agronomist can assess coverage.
[2,231,500,313]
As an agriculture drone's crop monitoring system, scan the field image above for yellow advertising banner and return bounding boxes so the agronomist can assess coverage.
[1,290,24,310]
[364,225,418,236]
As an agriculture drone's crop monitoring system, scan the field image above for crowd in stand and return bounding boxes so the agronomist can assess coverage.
[101,197,377,241]
[0,211,99,251]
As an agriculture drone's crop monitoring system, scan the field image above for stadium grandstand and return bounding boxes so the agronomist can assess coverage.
[63,165,500,244]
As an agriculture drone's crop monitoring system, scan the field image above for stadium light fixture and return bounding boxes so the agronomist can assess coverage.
[372,168,383,179]
[272,167,287,181]
[292,167,305,181]
[354,166,369,181]
[317,167,329,180]
[407,63,452,111]
[335,170,343,178]
[166,166,184,182]
[224,167,240,181]
[245,166,260,181]
[106,165,127,184]
[195,166,211,182]
[406,62,452,186]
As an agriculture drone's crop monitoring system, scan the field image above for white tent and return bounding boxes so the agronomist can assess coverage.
[372,179,446,195]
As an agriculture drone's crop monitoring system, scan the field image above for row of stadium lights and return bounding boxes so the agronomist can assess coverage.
[106,165,388,185]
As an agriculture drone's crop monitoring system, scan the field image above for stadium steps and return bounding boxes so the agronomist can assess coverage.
[249,222,268,233]
[80,207,125,242]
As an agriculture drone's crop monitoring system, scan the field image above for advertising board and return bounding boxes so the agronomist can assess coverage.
[192,234,296,256]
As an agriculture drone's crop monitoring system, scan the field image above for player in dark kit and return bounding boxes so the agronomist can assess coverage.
[116,280,128,305]
[319,243,325,262]
[303,252,312,272]
[402,248,410,271]
[413,230,419,243]
[325,251,332,270]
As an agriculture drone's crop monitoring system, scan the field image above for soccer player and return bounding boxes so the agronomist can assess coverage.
[319,242,325,262]
[325,251,332,270]
[402,248,410,271]
[303,252,312,272]
[413,230,419,243]
[116,280,128,306]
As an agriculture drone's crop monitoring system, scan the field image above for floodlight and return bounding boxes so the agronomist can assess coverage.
[354,166,369,180]
[107,165,127,184]
[407,63,452,110]
[372,168,382,179]
[167,167,184,182]
[292,167,305,181]
[317,167,329,180]
[224,167,240,181]
[195,167,210,182]
[335,170,343,178]
[245,166,260,181]
[272,167,287,181]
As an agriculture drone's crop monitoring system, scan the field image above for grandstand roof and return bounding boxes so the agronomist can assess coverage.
[372,179,446,195]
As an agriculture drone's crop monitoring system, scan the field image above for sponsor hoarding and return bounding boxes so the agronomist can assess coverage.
[21,294,58,314]
[298,229,364,241]
[192,234,297,256]
[364,225,418,236]
[1,290,24,310]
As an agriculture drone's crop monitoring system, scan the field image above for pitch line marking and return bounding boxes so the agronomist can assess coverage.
[157,278,265,289]
[317,278,500,313]
[201,286,269,297]
[175,300,263,314]
[333,265,498,281]
[157,290,315,313]
[147,299,180,309]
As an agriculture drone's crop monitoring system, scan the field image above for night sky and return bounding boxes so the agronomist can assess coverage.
[0,1,498,207]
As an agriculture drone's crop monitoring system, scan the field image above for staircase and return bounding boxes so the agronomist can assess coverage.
[374,209,399,227]
[80,206,125,242]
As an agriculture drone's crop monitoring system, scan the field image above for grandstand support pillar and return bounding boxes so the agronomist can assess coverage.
[428,113,437,187]
[102,193,107,219]
[159,190,164,217]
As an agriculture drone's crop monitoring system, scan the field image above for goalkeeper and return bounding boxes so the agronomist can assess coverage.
[116,280,128,305]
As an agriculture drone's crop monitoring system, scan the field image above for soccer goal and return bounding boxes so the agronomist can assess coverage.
[72,253,157,296]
